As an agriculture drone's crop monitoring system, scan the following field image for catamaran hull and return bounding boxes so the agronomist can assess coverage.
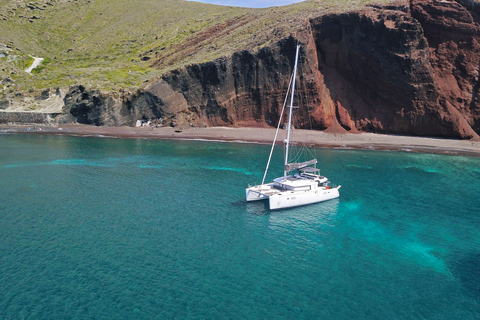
[268,187,340,210]
[246,184,340,210]
[246,184,273,202]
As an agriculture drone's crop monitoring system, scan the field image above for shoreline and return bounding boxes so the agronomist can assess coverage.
[2,123,480,157]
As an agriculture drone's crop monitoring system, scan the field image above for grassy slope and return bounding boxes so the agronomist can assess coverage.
[0,0,403,95]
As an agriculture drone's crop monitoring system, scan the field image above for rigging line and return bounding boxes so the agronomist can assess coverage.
[284,44,301,179]
[261,71,295,185]
[288,48,307,164]
[296,43,317,164]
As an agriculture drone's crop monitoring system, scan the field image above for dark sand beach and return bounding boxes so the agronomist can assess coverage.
[2,123,480,156]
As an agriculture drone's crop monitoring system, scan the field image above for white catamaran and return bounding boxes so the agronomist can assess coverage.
[245,44,340,210]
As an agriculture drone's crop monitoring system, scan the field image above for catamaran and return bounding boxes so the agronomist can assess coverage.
[245,44,341,210]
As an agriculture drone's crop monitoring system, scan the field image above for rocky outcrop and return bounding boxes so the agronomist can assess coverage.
[62,0,480,139]
[62,85,128,126]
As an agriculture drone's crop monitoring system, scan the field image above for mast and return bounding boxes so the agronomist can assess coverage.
[284,44,301,180]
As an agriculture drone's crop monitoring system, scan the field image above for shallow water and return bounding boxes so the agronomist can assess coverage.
[1,134,480,319]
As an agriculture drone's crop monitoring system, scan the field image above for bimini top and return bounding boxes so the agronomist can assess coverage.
[299,166,320,173]
[285,159,317,172]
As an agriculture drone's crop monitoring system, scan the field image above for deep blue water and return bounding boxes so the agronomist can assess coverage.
[1,134,480,319]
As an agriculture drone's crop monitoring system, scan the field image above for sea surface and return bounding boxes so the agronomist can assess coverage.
[1,134,480,319]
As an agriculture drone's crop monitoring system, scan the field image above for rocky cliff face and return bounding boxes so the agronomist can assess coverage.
[410,0,480,138]
[63,0,480,139]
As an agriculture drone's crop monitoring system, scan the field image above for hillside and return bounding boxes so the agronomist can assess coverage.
[2,0,480,140]
[0,0,250,91]
[0,0,393,91]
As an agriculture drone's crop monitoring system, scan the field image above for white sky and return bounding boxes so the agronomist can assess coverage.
[187,0,305,8]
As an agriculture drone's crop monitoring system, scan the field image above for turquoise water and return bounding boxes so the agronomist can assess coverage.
[1,134,480,319]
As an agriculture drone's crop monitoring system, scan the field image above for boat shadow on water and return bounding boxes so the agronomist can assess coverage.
[449,251,480,300]
[231,199,269,215]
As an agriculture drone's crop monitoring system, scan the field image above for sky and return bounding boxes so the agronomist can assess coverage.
[187,0,305,8]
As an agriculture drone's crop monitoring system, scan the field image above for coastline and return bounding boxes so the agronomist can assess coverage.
[2,123,480,156]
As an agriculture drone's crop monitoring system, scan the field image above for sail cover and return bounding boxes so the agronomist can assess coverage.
[285,159,317,172]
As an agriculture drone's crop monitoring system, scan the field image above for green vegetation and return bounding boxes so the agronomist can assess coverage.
[31,57,51,74]
[0,0,403,94]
